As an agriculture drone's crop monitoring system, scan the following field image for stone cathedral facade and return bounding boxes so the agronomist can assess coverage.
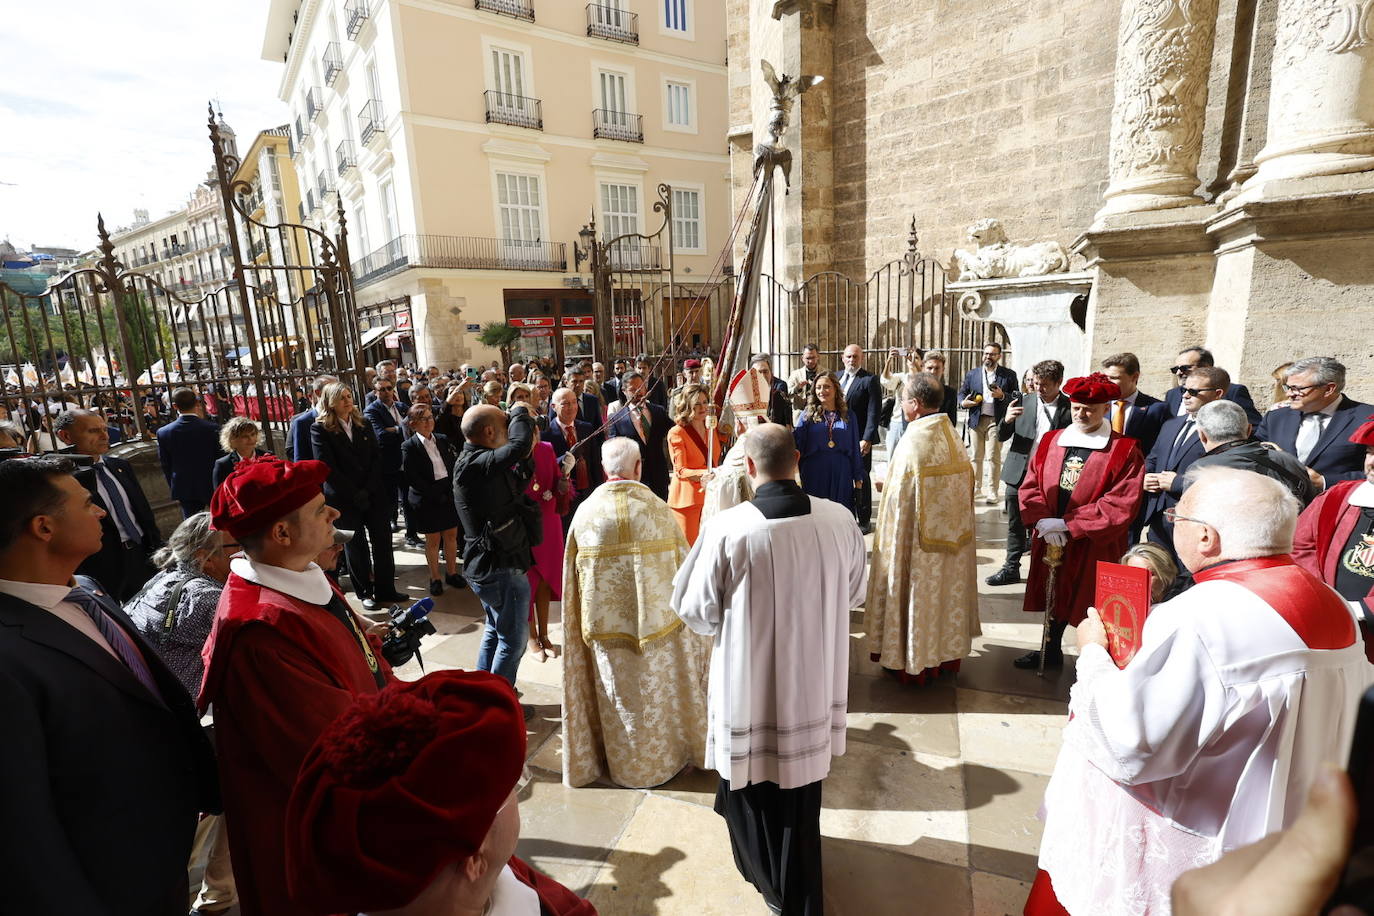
[728,0,1374,400]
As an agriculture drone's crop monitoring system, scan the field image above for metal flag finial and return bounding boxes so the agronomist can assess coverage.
[755,60,823,192]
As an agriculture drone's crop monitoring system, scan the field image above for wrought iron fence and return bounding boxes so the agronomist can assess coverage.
[475,0,535,21]
[593,109,643,142]
[358,99,384,145]
[345,0,369,38]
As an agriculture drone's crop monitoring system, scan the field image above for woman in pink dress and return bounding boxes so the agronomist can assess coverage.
[525,435,567,662]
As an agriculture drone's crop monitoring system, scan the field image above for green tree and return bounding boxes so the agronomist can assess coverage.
[477,321,521,367]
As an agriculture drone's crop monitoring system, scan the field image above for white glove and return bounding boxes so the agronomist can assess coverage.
[1034,518,1069,536]
[1042,530,1067,547]
[558,451,577,477]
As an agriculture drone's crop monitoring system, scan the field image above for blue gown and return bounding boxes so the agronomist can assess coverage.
[794,410,863,509]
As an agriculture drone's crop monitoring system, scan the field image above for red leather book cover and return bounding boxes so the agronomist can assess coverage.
[1095,561,1152,668]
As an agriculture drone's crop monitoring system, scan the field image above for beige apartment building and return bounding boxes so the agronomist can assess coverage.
[262,0,730,368]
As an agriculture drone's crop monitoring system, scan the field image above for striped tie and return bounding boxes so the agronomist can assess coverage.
[67,586,161,699]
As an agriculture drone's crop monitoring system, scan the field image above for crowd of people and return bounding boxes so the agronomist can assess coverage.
[3,336,1374,916]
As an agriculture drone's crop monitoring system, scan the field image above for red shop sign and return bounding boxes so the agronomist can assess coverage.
[509,317,555,328]
[521,327,554,338]
[396,312,412,330]
[562,316,594,328]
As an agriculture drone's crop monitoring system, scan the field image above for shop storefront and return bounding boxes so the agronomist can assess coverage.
[503,289,596,365]
[358,296,414,366]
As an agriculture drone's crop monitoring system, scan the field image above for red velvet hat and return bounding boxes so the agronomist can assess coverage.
[1352,415,1374,447]
[286,670,526,913]
[209,454,330,539]
[1062,372,1122,405]
[683,358,702,369]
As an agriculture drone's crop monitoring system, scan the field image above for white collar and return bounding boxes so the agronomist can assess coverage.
[230,556,333,605]
[1056,422,1111,450]
[1349,482,1374,508]
[1306,400,1341,420]
[0,577,78,609]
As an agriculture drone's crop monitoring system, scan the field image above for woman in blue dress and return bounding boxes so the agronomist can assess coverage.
[794,371,864,509]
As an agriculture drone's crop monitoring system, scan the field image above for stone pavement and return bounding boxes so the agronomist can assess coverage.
[352,497,1077,916]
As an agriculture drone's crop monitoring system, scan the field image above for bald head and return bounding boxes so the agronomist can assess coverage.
[461,404,508,447]
[744,423,799,483]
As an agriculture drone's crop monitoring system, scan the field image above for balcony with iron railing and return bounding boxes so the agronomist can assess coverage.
[323,43,343,85]
[306,87,324,122]
[592,109,643,142]
[359,99,385,145]
[337,140,356,176]
[475,0,534,21]
[307,188,319,215]
[485,91,543,130]
[586,3,638,43]
[350,234,569,286]
[317,169,335,199]
[605,240,663,271]
[344,0,369,37]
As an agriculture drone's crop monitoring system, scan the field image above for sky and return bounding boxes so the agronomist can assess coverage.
[0,1,289,252]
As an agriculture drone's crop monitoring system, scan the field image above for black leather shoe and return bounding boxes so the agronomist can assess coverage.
[429,579,443,596]
[404,537,423,550]
[1013,649,1063,670]
[446,573,466,589]
[374,590,408,603]
[986,567,1021,586]
[390,520,401,533]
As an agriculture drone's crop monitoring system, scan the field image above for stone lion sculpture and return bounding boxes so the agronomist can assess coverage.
[953,219,1069,281]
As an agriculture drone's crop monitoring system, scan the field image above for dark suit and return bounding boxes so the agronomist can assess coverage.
[601,378,621,408]
[549,416,606,521]
[1143,414,1209,559]
[607,402,672,500]
[998,393,1071,571]
[212,448,268,492]
[1255,395,1374,487]
[156,413,221,516]
[312,420,395,599]
[957,364,1021,428]
[644,375,669,410]
[577,391,602,427]
[76,456,162,602]
[401,432,461,534]
[287,407,318,462]
[1119,391,1166,457]
[0,579,218,915]
[767,377,793,428]
[840,367,883,527]
[365,397,411,534]
[1164,382,1262,427]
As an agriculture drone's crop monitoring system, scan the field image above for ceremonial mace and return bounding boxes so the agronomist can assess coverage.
[1037,540,1065,677]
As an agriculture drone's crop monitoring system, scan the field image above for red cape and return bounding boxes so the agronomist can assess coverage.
[1293,480,1374,661]
[200,572,393,916]
[1020,429,1146,625]
[509,855,599,915]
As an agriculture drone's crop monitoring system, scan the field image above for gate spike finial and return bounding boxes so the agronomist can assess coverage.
[905,217,920,262]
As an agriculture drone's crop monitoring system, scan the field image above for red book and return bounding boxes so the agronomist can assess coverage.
[1095,561,1153,668]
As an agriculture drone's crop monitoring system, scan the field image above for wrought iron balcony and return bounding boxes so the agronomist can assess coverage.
[345,0,369,37]
[336,139,356,176]
[484,91,543,130]
[475,0,534,21]
[317,169,335,198]
[323,43,343,85]
[307,188,319,215]
[351,234,569,286]
[592,109,643,142]
[586,3,638,43]
[306,87,324,122]
[358,99,385,145]
[606,240,662,271]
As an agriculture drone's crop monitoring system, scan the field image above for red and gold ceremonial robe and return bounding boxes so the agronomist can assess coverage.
[1294,480,1374,605]
[1020,428,1145,626]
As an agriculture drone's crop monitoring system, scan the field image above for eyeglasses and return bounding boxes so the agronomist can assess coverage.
[1163,507,1212,527]
[378,386,394,392]
[1284,383,1325,395]
[1169,365,1197,375]
[1180,386,1221,397]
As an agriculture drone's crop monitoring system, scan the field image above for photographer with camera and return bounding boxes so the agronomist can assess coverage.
[454,402,541,689]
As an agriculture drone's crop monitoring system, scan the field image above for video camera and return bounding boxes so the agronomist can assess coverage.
[379,596,438,668]
[0,449,96,469]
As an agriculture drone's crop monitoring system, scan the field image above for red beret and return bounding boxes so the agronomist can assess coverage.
[286,670,525,913]
[1062,372,1122,405]
[209,454,330,539]
[1352,415,1374,447]
[683,358,702,369]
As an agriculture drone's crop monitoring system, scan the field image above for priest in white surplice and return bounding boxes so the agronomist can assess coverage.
[866,372,980,683]
[673,423,867,916]
[1029,467,1373,916]
[560,437,708,789]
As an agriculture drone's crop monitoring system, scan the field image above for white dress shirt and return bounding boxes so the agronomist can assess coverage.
[92,459,144,544]
[0,577,118,658]
[418,433,448,479]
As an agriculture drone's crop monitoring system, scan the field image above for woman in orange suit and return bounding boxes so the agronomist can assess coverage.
[667,383,725,545]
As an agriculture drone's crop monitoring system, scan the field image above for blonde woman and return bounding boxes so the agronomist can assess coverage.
[667,383,724,545]
[481,380,504,407]
[1120,541,1179,605]
[310,382,400,610]
[506,382,534,408]
[212,416,267,490]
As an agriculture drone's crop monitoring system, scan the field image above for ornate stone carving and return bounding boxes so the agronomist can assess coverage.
[952,219,1070,281]
[1099,0,1221,217]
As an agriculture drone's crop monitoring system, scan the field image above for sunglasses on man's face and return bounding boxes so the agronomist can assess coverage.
[1169,365,1197,375]
[1180,386,1221,397]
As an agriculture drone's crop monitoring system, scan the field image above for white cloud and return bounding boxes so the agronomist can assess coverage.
[0,0,289,251]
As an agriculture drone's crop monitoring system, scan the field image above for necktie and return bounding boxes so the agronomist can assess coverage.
[1296,412,1327,464]
[633,407,648,442]
[95,463,143,545]
[1111,400,1127,434]
[1172,419,1196,458]
[66,586,161,699]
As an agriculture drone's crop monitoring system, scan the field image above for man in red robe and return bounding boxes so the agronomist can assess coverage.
[287,670,596,915]
[1016,373,1146,670]
[1293,414,1374,658]
[199,455,394,916]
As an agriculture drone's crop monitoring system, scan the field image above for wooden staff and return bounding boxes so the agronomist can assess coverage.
[1037,540,1065,677]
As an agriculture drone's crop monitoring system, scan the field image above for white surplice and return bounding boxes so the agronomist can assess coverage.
[671,496,868,789]
[701,438,753,526]
[1038,577,1373,915]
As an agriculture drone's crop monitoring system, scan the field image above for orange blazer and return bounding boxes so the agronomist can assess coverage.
[667,423,724,510]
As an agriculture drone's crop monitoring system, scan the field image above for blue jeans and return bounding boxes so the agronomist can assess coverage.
[468,567,530,685]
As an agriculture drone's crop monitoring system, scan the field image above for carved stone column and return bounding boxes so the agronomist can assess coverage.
[1098,0,1223,218]
[1246,0,1374,183]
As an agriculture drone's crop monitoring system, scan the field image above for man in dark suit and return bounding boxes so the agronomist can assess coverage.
[363,359,398,406]
[988,359,1071,586]
[288,375,337,462]
[957,341,1020,504]
[56,409,162,601]
[364,376,412,541]
[607,370,672,499]
[596,361,619,408]
[156,387,222,517]
[0,455,218,915]
[751,354,794,428]
[838,343,883,531]
[635,354,669,410]
[1142,366,1230,563]
[1162,346,1262,426]
[566,364,603,426]
[549,387,605,523]
[1256,356,1373,488]
[1101,352,1166,456]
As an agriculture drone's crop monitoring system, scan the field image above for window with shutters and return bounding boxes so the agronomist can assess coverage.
[497,172,544,245]
[671,187,702,252]
[662,0,690,35]
[665,80,693,131]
